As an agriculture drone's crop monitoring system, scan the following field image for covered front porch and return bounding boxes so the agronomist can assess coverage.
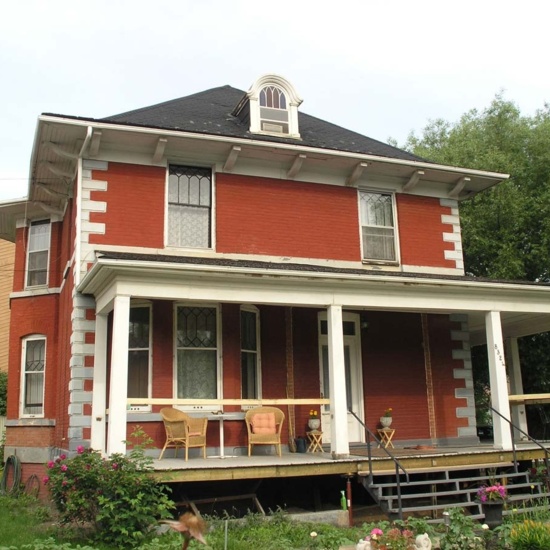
[79,252,550,460]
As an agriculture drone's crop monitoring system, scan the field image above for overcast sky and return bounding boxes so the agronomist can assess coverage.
[1,0,549,201]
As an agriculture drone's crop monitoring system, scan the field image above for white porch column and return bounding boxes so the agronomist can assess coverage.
[90,312,108,454]
[506,337,529,439]
[327,305,349,458]
[107,295,130,456]
[485,311,513,449]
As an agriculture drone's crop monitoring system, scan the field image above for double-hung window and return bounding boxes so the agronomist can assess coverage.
[168,165,212,248]
[175,306,219,408]
[26,220,51,287]
[127,305,151,411]
[359,191,397,262]
[241,307,261,400]
[21,336,46,417]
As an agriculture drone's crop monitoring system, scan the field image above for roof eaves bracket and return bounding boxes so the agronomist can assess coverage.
[449,176,471,199]
[223,146,241,172]
[287,154,306,179]
[346,162,368,187]
[88,131,102,158]
[153,137,167,164]
[403,170,424,193]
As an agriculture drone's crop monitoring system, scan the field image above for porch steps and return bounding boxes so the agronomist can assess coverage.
[360,464,550,522]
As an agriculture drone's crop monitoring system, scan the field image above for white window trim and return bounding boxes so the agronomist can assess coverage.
[240,305,262,408]
[128,302,153,412]
[20,335,46,418]
[246,74,303,139]
[164,164,216,251]
[25,219,51,289]
[358,189,401,266]
[172,302,222,412]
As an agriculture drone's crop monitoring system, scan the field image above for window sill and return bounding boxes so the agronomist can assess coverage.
[362,259,400,267]
[7,418,55,427]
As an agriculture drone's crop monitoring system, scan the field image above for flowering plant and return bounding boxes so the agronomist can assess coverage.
[476,482,507,502]
[383,407,393,418]
[358,527,416,550]
[309,409,318,418]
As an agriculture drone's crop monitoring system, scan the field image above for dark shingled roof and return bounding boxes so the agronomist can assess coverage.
[95,85,425,163]
[95,251,550,287]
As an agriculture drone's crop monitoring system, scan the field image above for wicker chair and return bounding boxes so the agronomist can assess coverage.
[245,406,285,457]
[159,407,208,460]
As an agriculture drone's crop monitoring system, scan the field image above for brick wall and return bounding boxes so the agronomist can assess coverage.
[89,162,165,248]
[216,174,361,261]
[397,194,456,268]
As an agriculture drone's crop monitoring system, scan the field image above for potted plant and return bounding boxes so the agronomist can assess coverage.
[380,408,393,428]
[476,482,507,528]
[308,409,321,430]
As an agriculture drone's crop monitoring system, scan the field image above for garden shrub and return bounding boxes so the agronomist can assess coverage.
[510,519,550,550]
[45,427,173,548]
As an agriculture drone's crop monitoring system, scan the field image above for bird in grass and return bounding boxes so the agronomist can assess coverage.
[161,512,207,550]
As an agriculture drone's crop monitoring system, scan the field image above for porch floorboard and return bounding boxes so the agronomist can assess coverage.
[150,442,550,483]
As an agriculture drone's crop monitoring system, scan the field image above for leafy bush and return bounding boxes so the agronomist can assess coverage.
[44,427,173,548]
[439,508,485,550]
[510,519,550,550]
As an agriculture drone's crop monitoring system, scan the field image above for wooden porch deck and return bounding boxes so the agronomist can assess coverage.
[151,442,550,483]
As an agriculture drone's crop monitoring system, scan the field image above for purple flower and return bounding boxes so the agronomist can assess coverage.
[76,445,85,454]
[60,453,66,460]
[112,463,118,470]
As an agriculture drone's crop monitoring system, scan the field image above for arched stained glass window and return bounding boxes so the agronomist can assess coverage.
[259,86,287,110]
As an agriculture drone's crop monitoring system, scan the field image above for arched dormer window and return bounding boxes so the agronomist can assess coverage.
[237,74,302,139]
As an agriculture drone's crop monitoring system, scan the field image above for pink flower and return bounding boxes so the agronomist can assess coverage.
[76,445,85,454]
[61,464,68,472]
[47,460,55,468]
[60,454,66,460]
[112,463,118,470]
[370,527,383,539]
[42,476,49,484]
[62,480,68,486]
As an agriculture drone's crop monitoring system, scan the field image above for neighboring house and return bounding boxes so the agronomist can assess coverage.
[1,74,550,488]
[0,239,14,373]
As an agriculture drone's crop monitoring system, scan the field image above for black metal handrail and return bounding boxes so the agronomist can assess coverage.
[489,405,550,475]
[348,409,409,519]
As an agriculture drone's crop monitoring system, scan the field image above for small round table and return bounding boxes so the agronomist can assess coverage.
[377,427,395,448]
[307,430,324,452]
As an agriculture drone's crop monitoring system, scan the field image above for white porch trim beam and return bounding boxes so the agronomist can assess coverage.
[223,146,241,172]
[327,305,349,457]
[90,313,108,454]
[286,154,306,179]
[506,337,529,439]
[152,137,167,164]
[486,311,513,450]
[106,295,130,456]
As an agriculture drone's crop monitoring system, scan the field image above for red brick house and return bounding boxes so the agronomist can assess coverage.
[2,74,550,483]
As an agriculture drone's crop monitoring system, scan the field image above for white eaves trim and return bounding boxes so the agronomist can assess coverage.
[38,115,510,184]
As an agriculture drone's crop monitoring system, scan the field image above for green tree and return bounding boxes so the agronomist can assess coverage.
[398,96,550,430]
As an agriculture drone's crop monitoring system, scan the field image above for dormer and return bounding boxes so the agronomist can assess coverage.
[233,74,303,139]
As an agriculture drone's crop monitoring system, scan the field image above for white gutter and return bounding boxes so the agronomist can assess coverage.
[74,126,93,286]
[38,115,510,183]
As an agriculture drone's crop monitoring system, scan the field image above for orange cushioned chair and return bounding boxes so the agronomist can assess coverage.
[159,407,208,461]
[245,406,285,457]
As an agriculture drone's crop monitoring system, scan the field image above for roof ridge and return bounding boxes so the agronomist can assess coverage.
[103,85,244,121]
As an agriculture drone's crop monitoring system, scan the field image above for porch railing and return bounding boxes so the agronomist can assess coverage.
[489,405,550,475]
[348,409,409,520]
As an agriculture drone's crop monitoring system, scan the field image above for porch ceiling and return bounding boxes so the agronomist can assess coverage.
[79,252,550,342]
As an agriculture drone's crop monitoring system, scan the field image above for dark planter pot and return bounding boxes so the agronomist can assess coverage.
[482,501,504,529]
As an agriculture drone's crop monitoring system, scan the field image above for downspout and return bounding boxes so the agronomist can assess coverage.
[74,126,93,287]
